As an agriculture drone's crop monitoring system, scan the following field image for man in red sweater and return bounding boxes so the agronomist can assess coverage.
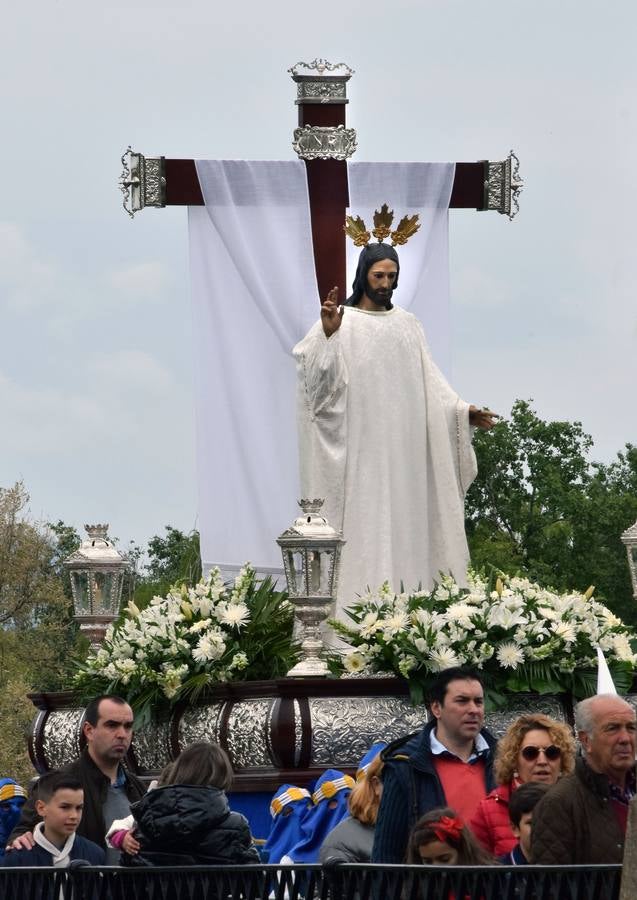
[372,667,497,863]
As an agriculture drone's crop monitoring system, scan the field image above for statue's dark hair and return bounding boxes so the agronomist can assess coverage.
[346,243,400,308]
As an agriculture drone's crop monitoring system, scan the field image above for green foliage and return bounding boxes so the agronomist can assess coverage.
[47,520,81,600]
[132,526,202,611]
[466,400,637,625]
[0,484,82,692]
[0,677,37,785]
[0,485,89,780]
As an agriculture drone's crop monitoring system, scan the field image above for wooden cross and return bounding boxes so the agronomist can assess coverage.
[120,59,522,301]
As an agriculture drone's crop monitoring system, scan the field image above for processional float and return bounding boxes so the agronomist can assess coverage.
[29,64,544,832]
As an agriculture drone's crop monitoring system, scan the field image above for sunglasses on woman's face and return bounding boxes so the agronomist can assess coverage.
[520,744,561,761]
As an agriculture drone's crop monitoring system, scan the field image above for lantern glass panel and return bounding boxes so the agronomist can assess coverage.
[91,571,118,615]
[285,551,304,596]
[318,550,335,595]
[72,571,91,614]
[308,551,322,594]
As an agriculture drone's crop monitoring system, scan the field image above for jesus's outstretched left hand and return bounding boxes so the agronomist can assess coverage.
[469,406,500,430]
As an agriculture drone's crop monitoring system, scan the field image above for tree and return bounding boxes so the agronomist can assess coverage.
[48,519,81,600]
[0,483,85,780]
[466,400,637,624]
[132,526,202,609]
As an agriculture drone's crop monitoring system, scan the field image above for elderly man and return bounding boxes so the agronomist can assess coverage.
[372,667,497,863]
[532,694,636,864]
[7,695,145,863]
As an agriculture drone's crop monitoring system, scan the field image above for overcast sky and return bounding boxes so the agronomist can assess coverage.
[1,0,635,555]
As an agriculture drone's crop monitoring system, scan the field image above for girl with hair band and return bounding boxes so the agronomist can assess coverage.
[407,807,496,866]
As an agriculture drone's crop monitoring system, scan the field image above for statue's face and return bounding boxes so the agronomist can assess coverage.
[365,259,398,305]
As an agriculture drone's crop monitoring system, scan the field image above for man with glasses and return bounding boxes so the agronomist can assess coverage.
[532,694,637,864]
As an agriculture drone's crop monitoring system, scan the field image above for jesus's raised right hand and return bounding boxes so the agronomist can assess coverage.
[321,287,344,338]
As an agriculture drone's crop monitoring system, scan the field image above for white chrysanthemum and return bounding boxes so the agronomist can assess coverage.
[445,602,475,627]
[217,602,250,629]
[428,646,461,671]
[380,610,409,637]
[496,642,525,668]
[601,608,622,627]
[344,652,367,673]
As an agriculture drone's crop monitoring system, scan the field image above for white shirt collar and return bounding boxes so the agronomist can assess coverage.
[430,729,489,762]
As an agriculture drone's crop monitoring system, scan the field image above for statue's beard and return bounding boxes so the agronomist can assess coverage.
[366,285,394,307]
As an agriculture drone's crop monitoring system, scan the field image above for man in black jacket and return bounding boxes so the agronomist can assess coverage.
[372,667,497,863]
[7,695,146,864]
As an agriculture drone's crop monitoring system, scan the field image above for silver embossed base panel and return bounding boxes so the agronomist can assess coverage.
[42,709,85,770]
[225,699,273,768]
[485,694,569,739]
[178,703,224,751]
[132,718,172,772]
[309,697,428,767]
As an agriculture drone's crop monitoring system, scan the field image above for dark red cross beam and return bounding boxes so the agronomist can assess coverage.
[160,93,491,301]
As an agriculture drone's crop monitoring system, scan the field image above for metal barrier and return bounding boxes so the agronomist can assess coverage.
[0,863,623,900]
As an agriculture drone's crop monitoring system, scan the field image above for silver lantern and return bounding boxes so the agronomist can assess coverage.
[621,519,637,604]
[64,524,128,648]
[277,500,345,677]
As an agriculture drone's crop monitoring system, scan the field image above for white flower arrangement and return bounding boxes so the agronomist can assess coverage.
[75,565,298,720]
[329,572,637,704]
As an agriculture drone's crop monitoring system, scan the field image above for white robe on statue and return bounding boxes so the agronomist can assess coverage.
[293,304,478,620]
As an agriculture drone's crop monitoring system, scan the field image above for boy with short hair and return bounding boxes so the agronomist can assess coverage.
[2,772,104,867]
[499,781,549,865]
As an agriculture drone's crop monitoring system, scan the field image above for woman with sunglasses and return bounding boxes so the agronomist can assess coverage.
[469,714,576,856]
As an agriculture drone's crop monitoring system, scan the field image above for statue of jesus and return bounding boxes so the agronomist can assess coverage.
[293,223,497,620]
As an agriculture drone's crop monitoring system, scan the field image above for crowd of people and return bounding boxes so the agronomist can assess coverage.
[1,670,635,872]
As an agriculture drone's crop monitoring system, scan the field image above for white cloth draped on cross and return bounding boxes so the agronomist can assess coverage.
[188,160,471,617]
